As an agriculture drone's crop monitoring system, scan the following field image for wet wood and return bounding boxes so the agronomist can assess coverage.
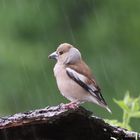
[0,104,139,140]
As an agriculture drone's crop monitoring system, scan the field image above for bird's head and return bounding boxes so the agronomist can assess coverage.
[48,43,81,65]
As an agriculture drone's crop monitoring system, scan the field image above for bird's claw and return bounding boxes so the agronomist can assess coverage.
[63,102,79,109]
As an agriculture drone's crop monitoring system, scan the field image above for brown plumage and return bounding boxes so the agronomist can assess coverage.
[48,43,111,113]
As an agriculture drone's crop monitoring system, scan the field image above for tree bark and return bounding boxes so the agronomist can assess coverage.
[0,104,139,140]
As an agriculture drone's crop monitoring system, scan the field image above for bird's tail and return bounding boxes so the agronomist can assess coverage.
[105,106,112,114]
[96,92,112,113]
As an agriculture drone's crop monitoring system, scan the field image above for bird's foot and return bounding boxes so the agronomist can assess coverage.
[63,102,79,109]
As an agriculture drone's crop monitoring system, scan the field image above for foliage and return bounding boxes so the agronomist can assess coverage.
[105,91,140,130]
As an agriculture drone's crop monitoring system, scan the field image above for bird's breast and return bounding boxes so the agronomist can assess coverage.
[53,63,88,102]
[53,64,72,92]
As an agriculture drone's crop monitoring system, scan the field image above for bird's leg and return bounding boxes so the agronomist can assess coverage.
[64,101,80,109]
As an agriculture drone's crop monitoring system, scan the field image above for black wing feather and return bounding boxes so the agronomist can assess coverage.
[66,68,107,106]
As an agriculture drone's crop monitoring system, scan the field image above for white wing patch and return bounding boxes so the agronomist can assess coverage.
[66,67,86,82]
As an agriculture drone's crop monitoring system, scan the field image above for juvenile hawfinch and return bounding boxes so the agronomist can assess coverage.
[48,43,111,113]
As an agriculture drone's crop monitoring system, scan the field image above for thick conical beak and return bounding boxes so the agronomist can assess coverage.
[48,51,58,60]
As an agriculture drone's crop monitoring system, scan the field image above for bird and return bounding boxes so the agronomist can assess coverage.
[48,43,111,113]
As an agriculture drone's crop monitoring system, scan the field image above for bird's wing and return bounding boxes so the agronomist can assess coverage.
[66,67,107,106]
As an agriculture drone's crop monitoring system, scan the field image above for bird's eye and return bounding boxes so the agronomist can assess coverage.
[59,51,63,55]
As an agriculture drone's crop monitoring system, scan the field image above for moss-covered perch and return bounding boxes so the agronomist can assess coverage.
[0,104,139,140]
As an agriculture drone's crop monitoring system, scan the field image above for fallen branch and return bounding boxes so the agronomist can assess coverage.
[0,104,139,140]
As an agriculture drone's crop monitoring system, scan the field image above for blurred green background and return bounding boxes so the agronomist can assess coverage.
[0,0,140,131]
